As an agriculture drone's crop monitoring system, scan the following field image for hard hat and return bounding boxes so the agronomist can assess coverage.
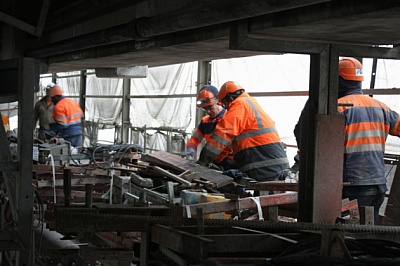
[218,81,245,102]
[48,84,63,97]
[45,82,56,91]
[196,85,218,108]
[339,57,364,81]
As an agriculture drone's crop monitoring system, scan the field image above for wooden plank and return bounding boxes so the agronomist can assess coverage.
[141,151,233,188]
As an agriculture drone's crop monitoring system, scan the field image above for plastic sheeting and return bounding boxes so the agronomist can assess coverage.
[31,55,400,157]
[130,62,197,129]
[85,76,123,127]
[212,54,310,150]
[366,59,400,154]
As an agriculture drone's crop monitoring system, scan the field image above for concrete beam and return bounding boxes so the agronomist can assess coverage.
[95,66,148,78]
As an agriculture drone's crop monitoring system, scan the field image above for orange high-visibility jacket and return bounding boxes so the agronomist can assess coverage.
[199,92,289,181]
[338,93,400,185]
[52,97,84,137]
[187,108,233,164]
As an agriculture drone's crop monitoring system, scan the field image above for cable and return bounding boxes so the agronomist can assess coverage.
[49,152,57,204]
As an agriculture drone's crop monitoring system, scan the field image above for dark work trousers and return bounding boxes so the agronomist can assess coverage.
[343,185,386,225]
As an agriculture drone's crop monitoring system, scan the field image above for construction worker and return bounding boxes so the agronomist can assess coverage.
[182,85,234,170]
[48,84,84,148]
[294,57,400,224]
[197,81,289,182]
[34,84,56,141]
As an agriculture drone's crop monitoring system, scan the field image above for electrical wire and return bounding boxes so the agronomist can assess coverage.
[49,152,57,204]
[74,142,144,170]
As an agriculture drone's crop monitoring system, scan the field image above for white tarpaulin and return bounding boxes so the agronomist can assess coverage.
[85,76,123,127]
[130,62,197,129]
[31,55,400,157]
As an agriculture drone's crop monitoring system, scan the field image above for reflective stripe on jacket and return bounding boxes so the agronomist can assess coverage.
[338,94,400,185]
[187,109,226,150]
[187,108,233,163]
[52,97,84,137]
[200,92,289,181]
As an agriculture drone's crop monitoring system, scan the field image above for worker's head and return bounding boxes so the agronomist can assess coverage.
[338,57,363,97]
[45,82,56,96]
[47,83,63,98]
[218,81,245,110]
[196,85,222,118]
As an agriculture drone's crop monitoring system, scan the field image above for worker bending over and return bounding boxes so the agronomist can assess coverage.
[48,84,84,148]
[197,81,289,182]
[182,85,234,170]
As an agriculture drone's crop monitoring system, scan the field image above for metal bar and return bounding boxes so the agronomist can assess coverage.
[247,181,298,191]
[183,192,298,216]
[40,88,400,101]
[124,192,140,202]
[0,11,36,36]
[127,94,196,99]
[122,79,130,143]
[152,166,192,187]
[79,70,87,123]
[196,61,211,129]
[34,0,52,37]
[369,58,378,97]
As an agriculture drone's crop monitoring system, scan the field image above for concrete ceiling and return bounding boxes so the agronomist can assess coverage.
[1,0,400,73]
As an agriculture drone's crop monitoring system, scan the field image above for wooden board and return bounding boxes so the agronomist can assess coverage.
[141,151,233,188]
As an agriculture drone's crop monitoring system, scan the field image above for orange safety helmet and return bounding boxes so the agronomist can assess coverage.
[339,57,364,81]
[47,84,64,97]
[196,85,218,108]
[218,81,245,102]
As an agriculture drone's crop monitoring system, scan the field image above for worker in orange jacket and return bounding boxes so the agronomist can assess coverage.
[294,57,400,224]
[48,84,84,148]
[182,85,234,169]
[197,81,289,181]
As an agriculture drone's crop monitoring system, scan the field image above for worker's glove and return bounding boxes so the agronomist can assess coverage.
[181,147,195,158]
[208,162,222,171]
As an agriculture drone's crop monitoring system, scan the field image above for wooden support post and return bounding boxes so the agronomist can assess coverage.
[63,168,72,206]
[85,184,94,208]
